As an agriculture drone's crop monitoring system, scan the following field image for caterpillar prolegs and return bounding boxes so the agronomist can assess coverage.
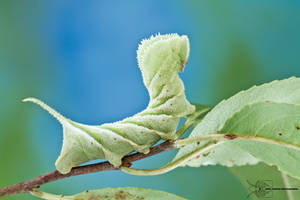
[24,33,195,174]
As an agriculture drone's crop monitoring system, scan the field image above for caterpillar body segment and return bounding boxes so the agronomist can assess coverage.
[24,33,195,174]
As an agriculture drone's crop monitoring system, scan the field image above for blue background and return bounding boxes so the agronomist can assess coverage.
[1,1,300,199]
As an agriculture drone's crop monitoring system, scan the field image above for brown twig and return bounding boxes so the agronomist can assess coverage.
[0,141,175,198]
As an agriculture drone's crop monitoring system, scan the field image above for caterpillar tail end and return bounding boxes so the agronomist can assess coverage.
[23,97,67,125]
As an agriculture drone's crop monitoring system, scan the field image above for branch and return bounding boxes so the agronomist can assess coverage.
[0,141,175,198]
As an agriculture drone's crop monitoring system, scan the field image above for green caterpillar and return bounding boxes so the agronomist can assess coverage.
[24,33,195,174]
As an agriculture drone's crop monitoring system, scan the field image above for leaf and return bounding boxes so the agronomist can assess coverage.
[174,77,300,169]
[31,187,187,200]
[173,101,300,179]
[24,34,195,174]
[231,163,300,200]
[219,102,300,178]
[122,102,300,177]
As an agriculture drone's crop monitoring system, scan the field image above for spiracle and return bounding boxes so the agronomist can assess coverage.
[23,33,195,174]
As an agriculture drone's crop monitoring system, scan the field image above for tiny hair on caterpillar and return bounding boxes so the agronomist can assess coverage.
[23,33,195,174]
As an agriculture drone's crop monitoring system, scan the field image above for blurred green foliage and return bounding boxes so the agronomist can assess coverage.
[0,1,52,199]
[1,0,300,199]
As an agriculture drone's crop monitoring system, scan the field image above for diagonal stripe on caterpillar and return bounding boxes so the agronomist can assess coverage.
[23,33,195,174]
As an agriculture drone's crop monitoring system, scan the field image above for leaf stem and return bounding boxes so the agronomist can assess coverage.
[121,140,222,176]
[175,106,211,138]
[175,121,193,138]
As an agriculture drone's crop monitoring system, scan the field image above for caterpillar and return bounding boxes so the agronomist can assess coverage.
[24,33,195,174]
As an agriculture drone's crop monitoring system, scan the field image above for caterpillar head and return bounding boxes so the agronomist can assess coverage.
[137,34,190,86]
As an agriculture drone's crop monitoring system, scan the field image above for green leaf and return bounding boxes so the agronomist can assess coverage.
[174,77,300,170]
[177,101,300,179]
[31,187,187,200]
[174,101,300,179]
[231,163,300,200]
[219,102,300,178]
